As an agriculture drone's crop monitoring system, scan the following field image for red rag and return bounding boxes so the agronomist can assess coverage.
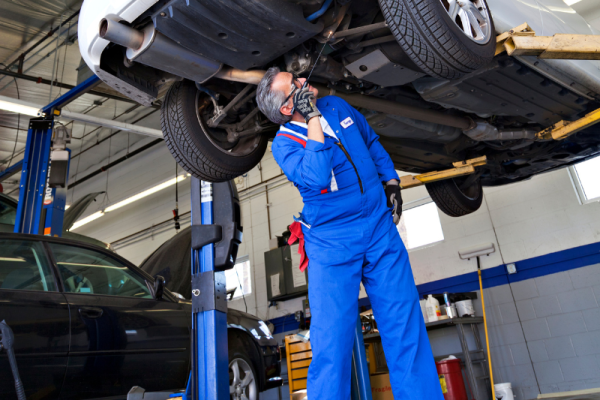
[288,221,309,272]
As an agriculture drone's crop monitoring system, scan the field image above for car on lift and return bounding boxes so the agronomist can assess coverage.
[0,233,281,400]
[79,0,600,217]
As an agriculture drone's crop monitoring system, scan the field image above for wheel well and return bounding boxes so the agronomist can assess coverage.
[228,328,266,391]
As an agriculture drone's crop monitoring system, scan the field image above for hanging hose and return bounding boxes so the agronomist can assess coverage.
[306,0,334,21]
[0,320,26,400]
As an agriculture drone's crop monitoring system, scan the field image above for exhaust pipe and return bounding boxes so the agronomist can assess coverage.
[211,68,474,130]
[214,68,266,85]
[99,19,222,84]
[313,84,474,130]
[99,19,144,50]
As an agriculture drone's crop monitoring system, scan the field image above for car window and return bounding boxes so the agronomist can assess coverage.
[0,239,56,291]
[48,243,152,298]
[0,196,17,225]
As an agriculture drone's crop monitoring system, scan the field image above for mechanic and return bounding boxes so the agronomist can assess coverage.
[256,67,443,400]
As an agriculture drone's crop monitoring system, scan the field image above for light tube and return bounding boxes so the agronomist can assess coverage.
[104,175,187,212]
[0,99,41,117]
[70,211,105,231]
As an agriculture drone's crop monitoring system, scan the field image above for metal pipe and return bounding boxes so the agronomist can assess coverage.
[212,68,473,129]
[99,19,144,50]
[214,68,265,85]
[60,110,162,138]
[0,28,79,93]
[1,10,79,70]
[0,94,162,138]
[332,21,388,40]
[313,84,473,130]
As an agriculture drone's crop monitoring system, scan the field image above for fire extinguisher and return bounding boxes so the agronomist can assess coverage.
[436,358,468,400]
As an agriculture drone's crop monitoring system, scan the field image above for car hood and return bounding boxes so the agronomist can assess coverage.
[139,226,195,299]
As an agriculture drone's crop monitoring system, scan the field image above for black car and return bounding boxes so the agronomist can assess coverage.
[0,233,281,400]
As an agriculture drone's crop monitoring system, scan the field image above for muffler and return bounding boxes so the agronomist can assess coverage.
[99,19,222,84]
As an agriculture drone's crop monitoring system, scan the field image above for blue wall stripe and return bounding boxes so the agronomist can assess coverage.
[269,241,600,333]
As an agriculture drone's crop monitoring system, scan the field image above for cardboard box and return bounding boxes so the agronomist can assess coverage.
[370,373,394,400]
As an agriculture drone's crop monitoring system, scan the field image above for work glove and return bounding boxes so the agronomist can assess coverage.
[385,181,402,225]
[293,87,321,122]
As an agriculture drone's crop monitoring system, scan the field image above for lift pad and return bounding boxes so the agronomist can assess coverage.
[535,108,600,141]
[399,156,487,189]
[496,22,600,59]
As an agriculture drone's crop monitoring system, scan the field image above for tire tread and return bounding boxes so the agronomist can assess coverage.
[378,0,495,79]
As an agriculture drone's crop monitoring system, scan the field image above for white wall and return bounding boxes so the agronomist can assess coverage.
[69,138,600,322]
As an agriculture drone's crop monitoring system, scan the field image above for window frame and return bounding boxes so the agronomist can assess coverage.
[568,163,600,205]
[0,237,59,292]
[41,239,175,302]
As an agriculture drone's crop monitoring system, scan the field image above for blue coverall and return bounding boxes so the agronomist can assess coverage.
[272,96,444,400]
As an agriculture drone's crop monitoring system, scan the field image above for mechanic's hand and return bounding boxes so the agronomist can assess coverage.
[385,181,402,225]
[293,87,321,122]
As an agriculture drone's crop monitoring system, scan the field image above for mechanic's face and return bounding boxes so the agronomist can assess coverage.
[275,72,318,117]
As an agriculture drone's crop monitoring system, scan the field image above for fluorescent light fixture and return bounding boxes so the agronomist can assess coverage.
[70,211,104,231]
[104,175,187,212]
[0,99,41,117]
[563,0,580,5]
[65,204,70,210]
[68,175,187,231]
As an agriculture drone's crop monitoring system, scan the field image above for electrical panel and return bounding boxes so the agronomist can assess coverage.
[264,245,308,302]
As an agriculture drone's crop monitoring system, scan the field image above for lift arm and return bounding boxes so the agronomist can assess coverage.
[399,156,487,189]
[496,22,600,59]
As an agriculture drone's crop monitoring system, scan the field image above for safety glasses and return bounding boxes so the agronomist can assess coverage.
[281,73,300,114]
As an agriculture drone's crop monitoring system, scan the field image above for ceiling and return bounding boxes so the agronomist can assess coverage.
[0,0,160,198]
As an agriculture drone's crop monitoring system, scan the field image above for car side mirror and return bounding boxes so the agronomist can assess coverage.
[150,275,165,300]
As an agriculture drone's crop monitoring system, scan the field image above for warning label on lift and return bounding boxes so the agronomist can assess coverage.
[201,181,213,203]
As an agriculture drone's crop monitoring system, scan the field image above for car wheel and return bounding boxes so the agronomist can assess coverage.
[229,337,259,400]
[426,176,483,217]
[379,0,496,79]
[161,80,269,182]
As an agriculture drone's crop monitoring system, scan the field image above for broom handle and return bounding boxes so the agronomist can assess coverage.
[477,256,496,399]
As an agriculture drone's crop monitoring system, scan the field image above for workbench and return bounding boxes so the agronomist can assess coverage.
[363,317,489,400]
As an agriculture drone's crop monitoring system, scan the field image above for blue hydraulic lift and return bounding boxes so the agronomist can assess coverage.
[13,74,101,236]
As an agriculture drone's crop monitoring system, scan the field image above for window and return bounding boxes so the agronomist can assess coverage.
[0,240,56,291]
[397,202,444,249]
[48,243,152,298]
[225,257,252,299]
[0,195,17,226]
[570,156,600,204]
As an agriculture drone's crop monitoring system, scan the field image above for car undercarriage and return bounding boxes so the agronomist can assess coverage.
[82,0,600,216]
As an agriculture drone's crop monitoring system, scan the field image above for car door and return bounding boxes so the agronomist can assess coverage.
[45,241,190,400]
[0,237,70,400]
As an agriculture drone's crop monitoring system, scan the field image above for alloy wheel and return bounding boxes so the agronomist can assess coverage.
[439,0,492,44]
[229,358,257,400]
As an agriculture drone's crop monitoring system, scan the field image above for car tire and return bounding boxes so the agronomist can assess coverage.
[161,80,269,182]
[378,0,496,79]
[426,177,483,217]
[228,333,259,400]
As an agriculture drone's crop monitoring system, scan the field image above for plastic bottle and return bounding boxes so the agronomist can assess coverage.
[426,295,441,322]
[420,299,428,323]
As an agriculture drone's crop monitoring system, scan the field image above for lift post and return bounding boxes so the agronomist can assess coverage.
[189,178,230,400]
[13,74,100,235]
